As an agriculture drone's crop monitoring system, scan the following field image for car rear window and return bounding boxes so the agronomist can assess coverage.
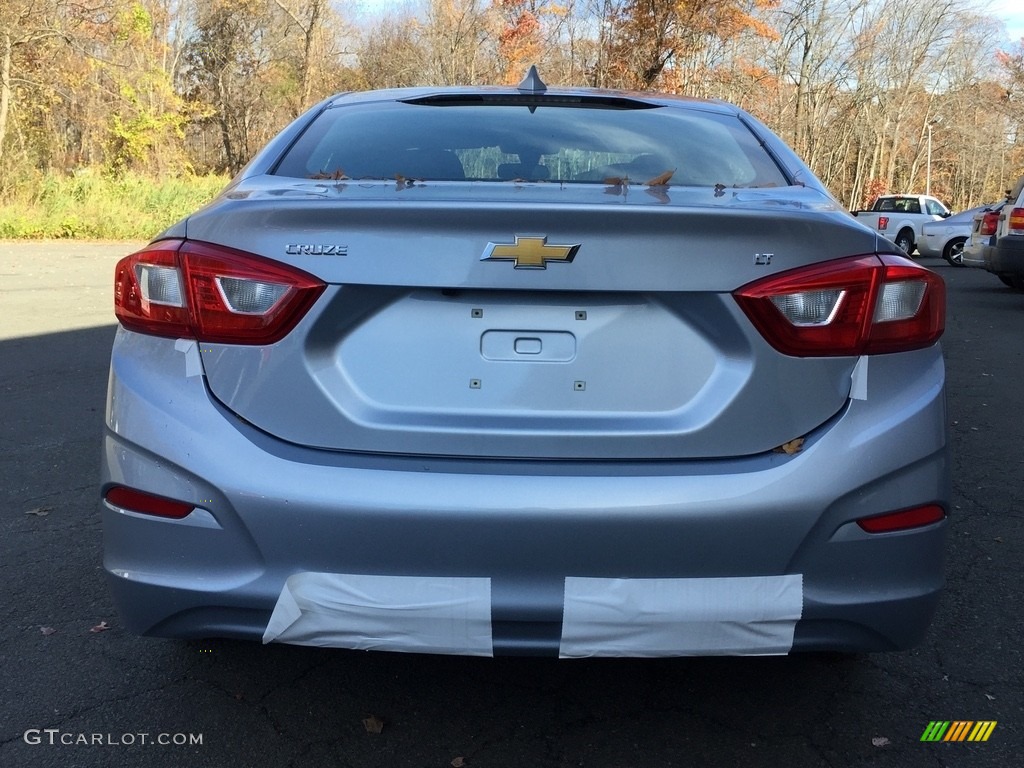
[272,99,789,188]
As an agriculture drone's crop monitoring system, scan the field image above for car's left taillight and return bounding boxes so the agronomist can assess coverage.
[734,254,945,357]
[114,239,326,344]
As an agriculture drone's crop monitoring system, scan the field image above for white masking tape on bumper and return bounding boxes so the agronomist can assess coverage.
[262,573,493,656]
[559,575,803,658]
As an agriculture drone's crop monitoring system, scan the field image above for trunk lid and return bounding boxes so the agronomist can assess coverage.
[187,181,874,460]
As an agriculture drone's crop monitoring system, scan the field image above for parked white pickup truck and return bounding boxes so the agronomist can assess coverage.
[852,194,952,254]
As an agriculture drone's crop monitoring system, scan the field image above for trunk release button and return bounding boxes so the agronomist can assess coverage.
[515,337,542,355]
[481,331,576,361]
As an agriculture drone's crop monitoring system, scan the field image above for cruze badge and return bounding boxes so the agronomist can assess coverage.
[285,244,348,256]
[481,236,580,269]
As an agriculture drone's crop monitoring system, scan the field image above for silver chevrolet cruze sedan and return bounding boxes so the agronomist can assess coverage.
[102,71,948,657]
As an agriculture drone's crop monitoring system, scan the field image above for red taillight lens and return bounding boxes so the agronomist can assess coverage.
[734,254,945,356]
[105,486,195,519]
[1008,207,1024,235]
[856,504,945,533]
[114,239,326,344]
[979,211,1000,236]
[877,216,889,230]
[114,240,193,338]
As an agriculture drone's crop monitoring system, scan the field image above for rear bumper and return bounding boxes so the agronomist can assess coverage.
[101,331,949,655]
[961,238,992,269]
[985,234,1024,276]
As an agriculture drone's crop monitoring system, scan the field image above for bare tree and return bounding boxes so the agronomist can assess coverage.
[358,12,428,88]
[422,0,497,84]
[179,0,283,172]
[0,1,69,168]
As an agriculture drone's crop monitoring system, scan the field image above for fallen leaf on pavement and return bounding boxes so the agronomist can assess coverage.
[89,621,111,633]
[362,715,384,734]
[40,626,57,636]
[451,758,466,767]
[871,737,890,747]
[25,507,52,516]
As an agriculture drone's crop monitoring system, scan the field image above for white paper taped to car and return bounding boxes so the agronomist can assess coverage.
[173,338,202,378]
[850,355,869,400]
[559,574,803,658]
[262,572,493,656]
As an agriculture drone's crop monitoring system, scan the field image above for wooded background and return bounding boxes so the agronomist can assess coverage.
[2,0,1022,214]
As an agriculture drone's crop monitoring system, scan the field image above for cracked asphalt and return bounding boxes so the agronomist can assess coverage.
[0,242,1021,767]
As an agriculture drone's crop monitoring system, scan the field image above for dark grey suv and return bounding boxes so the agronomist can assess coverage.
[986,178,1024,290]
[965,176,1024,290]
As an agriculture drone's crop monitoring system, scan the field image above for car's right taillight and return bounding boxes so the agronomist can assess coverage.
[734,254,945,357]
[1008,207,1024,235]
[114,239,326,344]
[979,211,1000,236]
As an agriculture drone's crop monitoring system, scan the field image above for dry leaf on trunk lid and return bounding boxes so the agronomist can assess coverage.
[311,168,347,181]
[774,438,805,455]
[645,169,675,186]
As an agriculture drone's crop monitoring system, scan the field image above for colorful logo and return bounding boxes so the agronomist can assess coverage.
[481,236,580,269]
[920,721,997,742]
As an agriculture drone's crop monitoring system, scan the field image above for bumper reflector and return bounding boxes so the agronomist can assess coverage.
[104,486,195,520]
[857,504,945,533]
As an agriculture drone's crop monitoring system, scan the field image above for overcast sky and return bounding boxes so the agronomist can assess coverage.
[991,0,1024,41]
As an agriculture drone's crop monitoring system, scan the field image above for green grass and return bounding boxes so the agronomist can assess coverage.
[0,170,230,239]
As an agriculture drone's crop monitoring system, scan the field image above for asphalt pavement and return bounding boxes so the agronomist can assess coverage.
[0,242,1021,767]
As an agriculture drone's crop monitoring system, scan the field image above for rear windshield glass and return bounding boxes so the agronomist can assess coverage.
[273,101,789,188]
